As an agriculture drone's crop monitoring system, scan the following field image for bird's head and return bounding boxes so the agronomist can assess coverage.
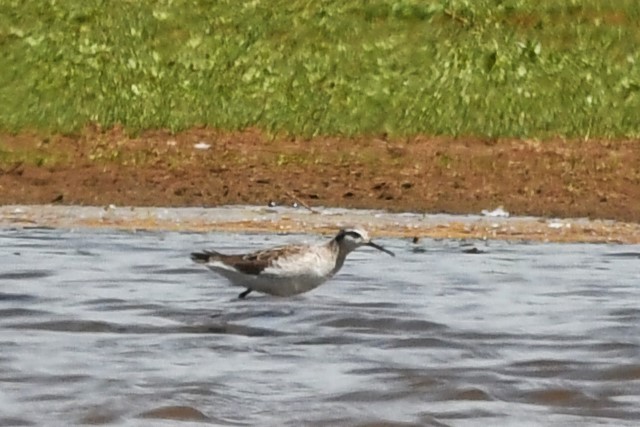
[334,227,395,256]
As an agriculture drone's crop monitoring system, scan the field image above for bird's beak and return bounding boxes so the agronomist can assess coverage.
[366,241,395,257]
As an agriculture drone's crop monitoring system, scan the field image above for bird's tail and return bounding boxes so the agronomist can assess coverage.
[190,250,222,264]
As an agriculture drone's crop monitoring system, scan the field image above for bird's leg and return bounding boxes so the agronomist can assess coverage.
[238,288,252,299]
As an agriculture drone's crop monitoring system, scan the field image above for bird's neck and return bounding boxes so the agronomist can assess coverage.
[327,238,350,274]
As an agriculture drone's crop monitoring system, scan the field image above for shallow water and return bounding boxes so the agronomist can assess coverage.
[1,227,639,426]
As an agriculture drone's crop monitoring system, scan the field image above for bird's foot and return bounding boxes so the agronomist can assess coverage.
[238,289,252,299]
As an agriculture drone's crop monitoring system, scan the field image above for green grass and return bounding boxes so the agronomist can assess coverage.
[0,139,67,166]
[1,0,639,138]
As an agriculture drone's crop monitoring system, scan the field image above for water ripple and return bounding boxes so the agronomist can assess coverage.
[0,292,37,302]
[0,271,52,280]
[0,228,639,426]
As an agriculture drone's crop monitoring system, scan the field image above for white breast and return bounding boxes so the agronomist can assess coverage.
[266,246,335,277]
[254,246,338,296]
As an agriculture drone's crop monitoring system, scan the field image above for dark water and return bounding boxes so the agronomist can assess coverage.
[1,228,639,426]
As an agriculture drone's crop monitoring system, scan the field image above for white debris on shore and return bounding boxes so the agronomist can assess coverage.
[0,205,637,244]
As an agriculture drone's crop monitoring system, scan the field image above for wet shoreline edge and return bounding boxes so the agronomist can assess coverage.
[1,205,639,244]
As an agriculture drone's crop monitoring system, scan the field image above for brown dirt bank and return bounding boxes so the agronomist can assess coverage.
[1,126,639,223]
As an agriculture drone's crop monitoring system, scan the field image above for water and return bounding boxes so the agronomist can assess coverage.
[1,227,639,426]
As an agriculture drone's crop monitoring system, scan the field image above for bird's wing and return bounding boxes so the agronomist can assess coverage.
[237,245,311,275]
[191,245,311,276]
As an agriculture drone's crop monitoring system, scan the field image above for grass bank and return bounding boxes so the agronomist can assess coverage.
[1,0,639,138]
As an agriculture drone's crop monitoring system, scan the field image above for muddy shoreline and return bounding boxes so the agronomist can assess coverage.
[2,205,640,244]
[1,128,639,226]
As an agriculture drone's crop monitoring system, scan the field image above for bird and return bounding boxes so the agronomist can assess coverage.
[190,227,395,298]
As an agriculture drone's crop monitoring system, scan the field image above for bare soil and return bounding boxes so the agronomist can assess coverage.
[1,126,639,223]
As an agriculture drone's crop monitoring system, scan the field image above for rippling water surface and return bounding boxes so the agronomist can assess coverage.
[1,227,639,426]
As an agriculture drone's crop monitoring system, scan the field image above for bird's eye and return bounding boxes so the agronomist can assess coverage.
[345,231,362,239]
